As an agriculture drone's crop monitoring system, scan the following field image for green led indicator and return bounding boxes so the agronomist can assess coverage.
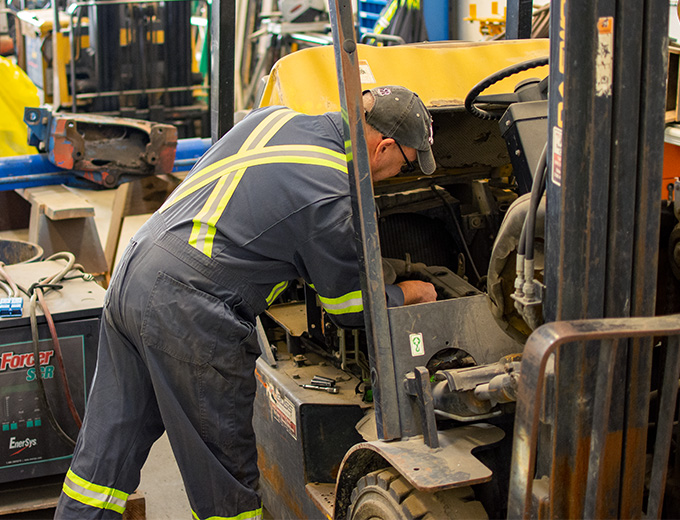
[10,423,17,430]
[35,419,41,427]
[27,420,34,427]
[1,424,8,432]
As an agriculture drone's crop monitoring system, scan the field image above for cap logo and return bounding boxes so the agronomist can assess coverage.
[375,87,392,96]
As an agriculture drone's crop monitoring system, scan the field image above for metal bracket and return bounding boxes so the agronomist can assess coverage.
[24,107,178,188]
[404,366,439,448]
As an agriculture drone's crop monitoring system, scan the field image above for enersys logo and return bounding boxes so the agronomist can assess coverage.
[9,436,38,457]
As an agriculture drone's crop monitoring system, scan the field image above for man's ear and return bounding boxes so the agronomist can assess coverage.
[376,137,394,156]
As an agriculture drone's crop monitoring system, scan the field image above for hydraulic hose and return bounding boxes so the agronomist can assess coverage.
[430,185,483,284]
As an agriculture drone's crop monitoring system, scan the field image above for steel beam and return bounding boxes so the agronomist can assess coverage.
[327,0,401,440]
[0,138,210,191]
[541,0,668,517]
[210,0,235,142]
[506,0,534,39]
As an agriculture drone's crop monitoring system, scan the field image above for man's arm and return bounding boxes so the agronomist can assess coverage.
[397,280,437,304]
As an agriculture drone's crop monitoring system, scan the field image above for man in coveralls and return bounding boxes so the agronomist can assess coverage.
[55,86,438,519]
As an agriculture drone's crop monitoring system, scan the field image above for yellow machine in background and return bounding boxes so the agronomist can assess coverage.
[13,9,79,108]
[0,55,39,156]
[253,39,558,520]
[11,3,208,138]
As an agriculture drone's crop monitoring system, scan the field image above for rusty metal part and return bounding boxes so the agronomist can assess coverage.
[507,315,680,519]
[403,367,439,448]
[333,423,505,520]
[430,358,520,418]
[24,108,177,188]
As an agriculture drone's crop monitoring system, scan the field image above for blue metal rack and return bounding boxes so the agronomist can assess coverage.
[358,0,388,37]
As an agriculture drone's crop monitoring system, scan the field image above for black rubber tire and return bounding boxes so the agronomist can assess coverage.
[348,467,488,520]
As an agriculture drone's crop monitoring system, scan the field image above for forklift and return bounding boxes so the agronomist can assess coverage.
[2,0,676,517]
[8,0,209,137]
[246,0,680,519]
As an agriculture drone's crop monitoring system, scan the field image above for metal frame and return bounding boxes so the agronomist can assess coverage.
[506,0,534,39]
[64,0,209,114]
[327,0,401,440]
[508,315,680,519]
[210,0,235,141]
[543,1,669,516]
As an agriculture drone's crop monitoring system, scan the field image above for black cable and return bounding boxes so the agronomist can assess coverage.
[430,185,482,283]
[521,142,548,263]
[25,253,89,448]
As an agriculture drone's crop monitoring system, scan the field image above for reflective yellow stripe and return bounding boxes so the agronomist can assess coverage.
[62,469,128,514]
[318,290,364,315]
[192,506,263,520]
[200,168,246,256]
[161,146,347,212]
[160,109,297,212]
[162,105,350,258]
[182,109,299,255]
[266,281,289,306]
[185,150,347,258]
[375,0,400,33]
[188,173,231,249]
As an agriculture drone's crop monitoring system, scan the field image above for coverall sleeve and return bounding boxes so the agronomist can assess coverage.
[293,213,404,329]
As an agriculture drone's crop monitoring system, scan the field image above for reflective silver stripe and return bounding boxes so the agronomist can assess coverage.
[63,473,127,511]
[161,108,297,211]
[163,146,348,213]
[318,293,364,315]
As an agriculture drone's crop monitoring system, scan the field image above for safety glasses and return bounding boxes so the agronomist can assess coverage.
[395,141,417,174]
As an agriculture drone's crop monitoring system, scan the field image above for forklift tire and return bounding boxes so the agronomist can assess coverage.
[348,467,488,520]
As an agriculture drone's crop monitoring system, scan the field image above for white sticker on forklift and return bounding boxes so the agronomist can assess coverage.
[267,381,297,440]
[596,17,614,97]
[359,61,376,85]
[409,333,425,357]
[552,126,563,187]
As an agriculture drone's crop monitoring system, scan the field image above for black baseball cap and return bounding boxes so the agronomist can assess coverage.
[364,86,436,174]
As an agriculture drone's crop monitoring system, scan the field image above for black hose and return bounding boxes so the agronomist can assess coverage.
[430,185,482,283]
[522,142,548,262]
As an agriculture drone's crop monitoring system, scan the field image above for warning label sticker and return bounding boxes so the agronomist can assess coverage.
[409,333,425,357]
[266,381,297,440]
[596,17,614,97]
[359,60,376,85]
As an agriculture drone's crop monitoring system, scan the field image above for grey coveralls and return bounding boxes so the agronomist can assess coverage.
[55,106,404,519]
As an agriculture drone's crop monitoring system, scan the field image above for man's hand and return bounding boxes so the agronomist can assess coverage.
[397,280,437,305]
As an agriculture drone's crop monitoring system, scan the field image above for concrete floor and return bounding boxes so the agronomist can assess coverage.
[139,433,192,518]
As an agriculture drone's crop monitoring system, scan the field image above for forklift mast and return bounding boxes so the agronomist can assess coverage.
[541,1,669,517]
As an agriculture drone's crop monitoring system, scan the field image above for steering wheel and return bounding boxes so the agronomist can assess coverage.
[464,57,549,120]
